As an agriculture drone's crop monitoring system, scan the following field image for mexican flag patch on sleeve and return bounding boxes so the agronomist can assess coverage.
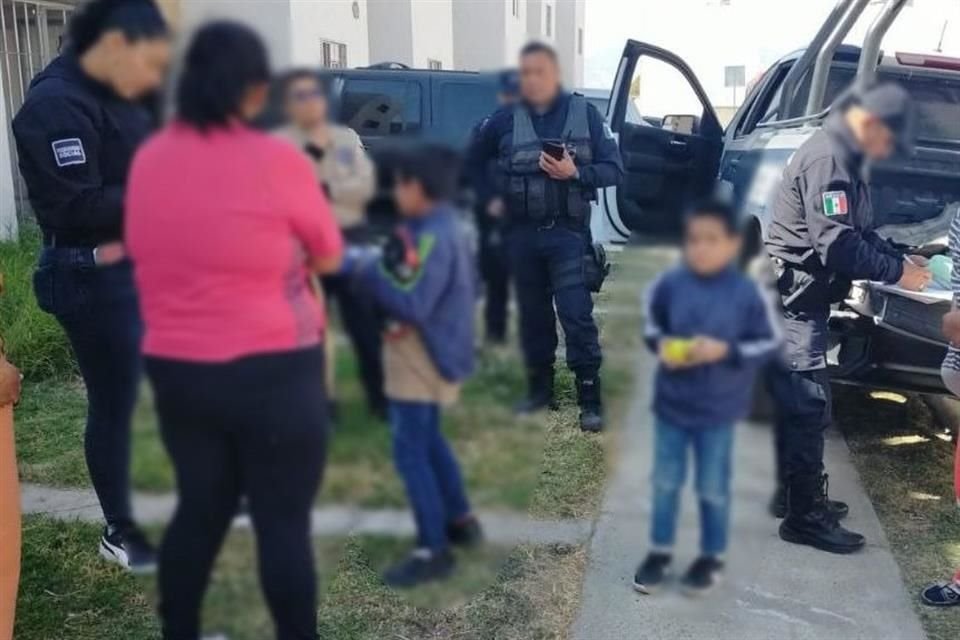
[821,190,849,216]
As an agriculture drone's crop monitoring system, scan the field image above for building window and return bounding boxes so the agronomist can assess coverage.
[320,39,348,69]
[545,4,552,37]
[578,28,583,55]
[428,59,443,70]
[511,0,519,18]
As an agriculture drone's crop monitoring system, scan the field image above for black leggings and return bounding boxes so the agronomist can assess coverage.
[146,347,327,640]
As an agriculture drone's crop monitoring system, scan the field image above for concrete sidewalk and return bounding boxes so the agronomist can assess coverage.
[572,352,927,640]
[20,483,591,547]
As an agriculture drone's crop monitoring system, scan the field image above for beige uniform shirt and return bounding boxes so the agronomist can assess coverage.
[274,123,375,229]
[383,325,461,407]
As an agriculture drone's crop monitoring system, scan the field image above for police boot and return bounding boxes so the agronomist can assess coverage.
[576,376,604,433]
[779,474,864,554]
[769,478,848,521]
[513,367,556,415]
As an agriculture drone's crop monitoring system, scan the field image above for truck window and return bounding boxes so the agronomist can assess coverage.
[436,82,498,148]
[629,56,704,131]
[340,79,422,137]
[878,72,960,143]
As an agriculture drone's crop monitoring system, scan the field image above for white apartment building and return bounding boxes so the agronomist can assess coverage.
[554,0,584,88]
[452,0,528,72]
[177,0,371,69]
[367,0,454,69]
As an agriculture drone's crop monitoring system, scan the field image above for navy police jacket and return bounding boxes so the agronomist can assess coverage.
[644,265,780,428]
[12,52,154,246]
[354,204,476,382]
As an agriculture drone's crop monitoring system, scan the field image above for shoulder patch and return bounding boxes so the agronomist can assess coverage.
[51,138,86,167]
[821,190,848,216]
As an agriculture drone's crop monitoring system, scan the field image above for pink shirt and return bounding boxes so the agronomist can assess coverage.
[126,122,343,362]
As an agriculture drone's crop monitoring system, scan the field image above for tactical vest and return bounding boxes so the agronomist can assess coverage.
[502,95,594,221]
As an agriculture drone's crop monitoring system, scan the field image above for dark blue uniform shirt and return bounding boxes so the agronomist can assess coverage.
[12,52,154,246]
[465,91,623,214]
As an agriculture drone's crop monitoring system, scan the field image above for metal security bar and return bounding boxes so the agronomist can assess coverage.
[1,0,75,220]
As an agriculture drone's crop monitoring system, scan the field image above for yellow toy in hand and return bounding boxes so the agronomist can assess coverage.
[661,338,695,366]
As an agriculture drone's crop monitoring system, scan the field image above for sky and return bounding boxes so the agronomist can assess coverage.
[582,0,960,114]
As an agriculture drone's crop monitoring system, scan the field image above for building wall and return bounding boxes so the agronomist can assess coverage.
[502,0,529,64]
[0,77,16,240]
[177,0,295,68]
[554,0,584,88]
[527,0,556,44]
[289,0,370,68]
[367,0,414,65]
[410,0,454,69]
[452,0,506,71]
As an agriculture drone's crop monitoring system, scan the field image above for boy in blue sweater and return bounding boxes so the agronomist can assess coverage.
[634,200,780,595]
[345,145,481,587]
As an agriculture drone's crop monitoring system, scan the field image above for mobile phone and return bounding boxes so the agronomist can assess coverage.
[542,140,565,160]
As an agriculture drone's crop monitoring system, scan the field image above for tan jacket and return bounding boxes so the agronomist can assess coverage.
[275,123,375,229]
[383,325,461,407]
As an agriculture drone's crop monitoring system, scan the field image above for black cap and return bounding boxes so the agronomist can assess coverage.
[855,82,916,155]
[498,69,520,97]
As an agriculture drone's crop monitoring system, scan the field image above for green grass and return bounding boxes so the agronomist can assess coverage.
[13,248,647,520]
[837,390,960,640]
[0,226,75,381]
[16,516,585,640]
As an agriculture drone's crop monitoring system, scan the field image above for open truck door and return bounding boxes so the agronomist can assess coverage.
[592,41,724,244]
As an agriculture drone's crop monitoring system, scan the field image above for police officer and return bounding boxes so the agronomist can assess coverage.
[470,70,520,345]
[467,42,623,432]
[766,83,930,553]
[12,0,171,571]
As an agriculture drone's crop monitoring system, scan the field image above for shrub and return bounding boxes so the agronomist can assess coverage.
[0,226,76,380]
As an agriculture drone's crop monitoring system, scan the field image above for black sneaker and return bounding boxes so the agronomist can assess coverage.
[447,517,484,548]
[632,552,671,594]
[383,549,455,588]
[99,524,157,574]
[920,580,960,607]
[681,556,724,596]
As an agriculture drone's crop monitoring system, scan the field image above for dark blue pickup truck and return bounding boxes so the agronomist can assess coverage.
[591,0,960,405]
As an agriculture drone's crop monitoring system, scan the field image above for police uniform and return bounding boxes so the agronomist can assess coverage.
[765,107,906,552]
[467,91,622,430]
[12,52,153,531]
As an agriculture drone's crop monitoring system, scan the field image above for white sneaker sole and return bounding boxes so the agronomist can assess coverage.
[99,537,156,575]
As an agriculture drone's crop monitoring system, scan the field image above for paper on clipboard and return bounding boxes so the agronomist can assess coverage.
[868,281,953,305]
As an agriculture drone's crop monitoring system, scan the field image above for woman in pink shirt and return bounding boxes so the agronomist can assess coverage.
[126,22,342,640]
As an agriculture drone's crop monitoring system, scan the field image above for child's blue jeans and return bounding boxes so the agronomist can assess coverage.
[388,400,471,552]
[650,418,734,557]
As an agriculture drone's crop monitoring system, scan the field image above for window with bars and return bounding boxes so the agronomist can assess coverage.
[545,4,552,37]
[427,59,442,70]
[320,39,348,69]
[578,28,583,55]
[511,0,519,18]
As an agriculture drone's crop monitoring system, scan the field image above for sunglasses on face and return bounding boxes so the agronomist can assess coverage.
[289,88,324,103]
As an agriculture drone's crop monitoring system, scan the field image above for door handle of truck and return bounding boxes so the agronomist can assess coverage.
[669,138,688,148]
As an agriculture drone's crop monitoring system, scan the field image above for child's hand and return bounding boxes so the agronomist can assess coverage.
[659,338,695,369]
[689,336,729,365]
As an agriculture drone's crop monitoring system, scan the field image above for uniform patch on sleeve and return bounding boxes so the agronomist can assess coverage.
[51,138,86,167]
[821,190,848,216]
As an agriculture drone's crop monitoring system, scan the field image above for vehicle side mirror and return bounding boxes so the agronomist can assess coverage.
[661,114,697,135]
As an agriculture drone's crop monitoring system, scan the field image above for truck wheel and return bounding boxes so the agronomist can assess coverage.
[921,394,960,443]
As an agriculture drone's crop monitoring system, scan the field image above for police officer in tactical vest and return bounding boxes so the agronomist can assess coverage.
[765,83,929,553]
[467,42,623,432]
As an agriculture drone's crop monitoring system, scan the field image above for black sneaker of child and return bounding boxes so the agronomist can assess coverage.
[681,556,724,596]
[447,516,484,548]
[384,549,455,588]
[920,581,960,607]
[99,523,157,574]
[632,552,672,594]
